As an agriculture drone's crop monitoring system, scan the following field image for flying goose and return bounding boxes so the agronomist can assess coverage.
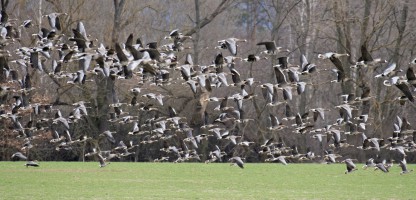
[374,162,389,173]
[355,44,387,67]
[264,155,289,165]
[164,29,192,41]
[375,63,401,78]
[309,108,329,122]
[399,159,413,175]
[318,52,349,60]
[229,156,244,169]
[217,38,246,56]
[342,159,358,174]
[11,152,27,160]
[383,76,414,102]
[300,54,316,74]
[43,12,67,31]
[268,114,285,131]
[97,154,110,168]
[243,54,263,62]
[257,41,289,55]
[100,130,116,144]
[362,158,375,169]
[24,160,39,167]
[405,66,416,88]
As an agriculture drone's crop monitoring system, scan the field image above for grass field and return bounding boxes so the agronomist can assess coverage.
[0,162,414,200]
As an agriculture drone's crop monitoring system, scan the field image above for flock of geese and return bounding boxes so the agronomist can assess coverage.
[1,10,415,175]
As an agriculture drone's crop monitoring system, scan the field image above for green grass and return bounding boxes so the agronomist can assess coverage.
[0,162,414,200]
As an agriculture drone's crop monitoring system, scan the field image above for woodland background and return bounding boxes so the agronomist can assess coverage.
[1,0,415,162]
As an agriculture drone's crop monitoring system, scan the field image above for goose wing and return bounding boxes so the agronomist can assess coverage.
[395,82,414,102]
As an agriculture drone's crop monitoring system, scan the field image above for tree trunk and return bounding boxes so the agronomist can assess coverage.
[112,0,126,46]
[193,0,200,65]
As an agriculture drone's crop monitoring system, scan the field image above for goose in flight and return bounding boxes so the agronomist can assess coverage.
[264,155,289,165]
[355,44,387,67]
[243,54,263,62]
[399,159,413,175]
[229,156,244,169]
[97,154,110,168]
[357,137,385,151]
[324,151,342,163]
[383,76,414,102]
[257,41,289,55]
[374,162,389,173]
[362,158,375,169]
[11,152,27,160]
[43,12,67,31]
[374,63,401,78]
[342,159,358,174]
[300,54,316,74]
[405,66,416,88]
[309,108,329,122]
[100,130,116,144]
[164,29,192,41]
[24,160,39,167]
[268,114,285,131]
[217,37,247,56]
[317,52,349,60]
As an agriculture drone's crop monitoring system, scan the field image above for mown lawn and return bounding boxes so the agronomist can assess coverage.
[0,162,414,199]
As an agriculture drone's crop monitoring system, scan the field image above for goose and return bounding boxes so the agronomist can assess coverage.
[52,116,70,130]
[217,37,246,56]
[100,130,116,144]
[327,129,348,148]
[324,151,342,163]
[11,152,27,160]
[208,127,226,140]
[405,66,416,88]
[362,158,375,169]
[21,19,33,28]
[335,103,353,120]
[229,156,244,169]
[70,28,92,52]
[295,81,309,95]
[300,54,316,74]
[24,160,39,167]
[208,145,226,162]
[309,108,329,122]
[355,44,387,67]
[224,135,241,145]
[285,67,300,83]
[257,41,289,55]
[268,114,285,131]
[264,155,289,165]
[97,154,110,168]
[43,12,67,31]
[383,77,414,102]
[164,29,192,41]
[154,156,170,162]
[142,93,165,106]
[341,159,358,174]
[399,159,413,175]
[375,63,401,78]
[267,85,286,106]
[243,54,263,62]
[374,163,389,173]
[120,148,135,157]
[358,138,385,151]
[389,145,407,157]
[312,133,327,144]
[299,149,319,161]
[317,52,349,60]
[237,141,254,147]
[50,129,65,143]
